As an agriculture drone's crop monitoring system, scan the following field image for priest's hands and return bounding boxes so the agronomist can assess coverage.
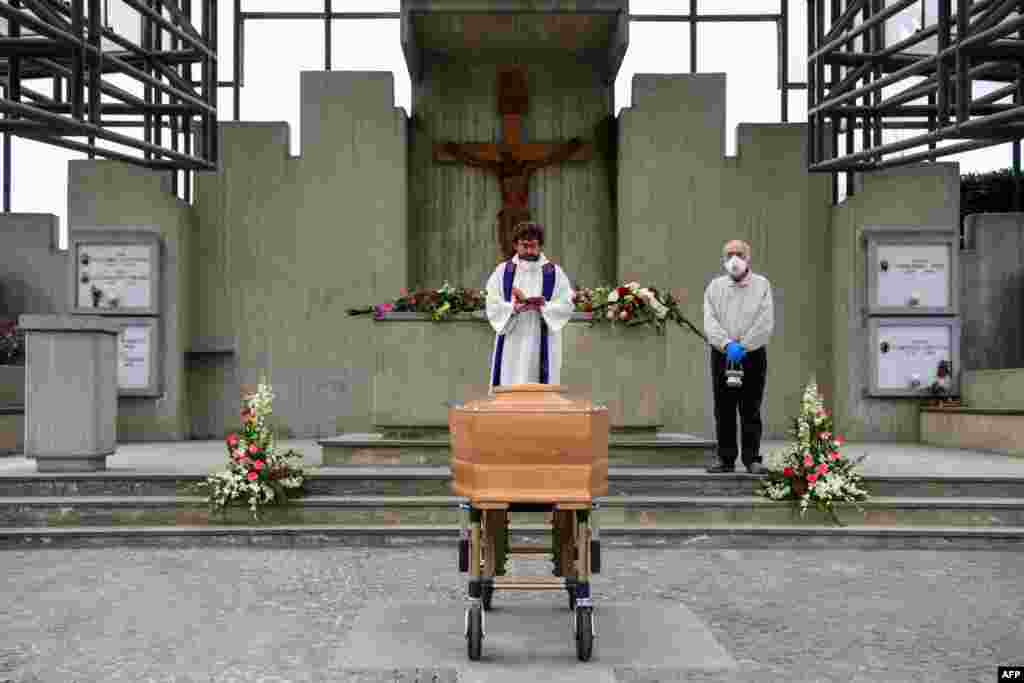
[512,289,544,313]
[515,301,544,313]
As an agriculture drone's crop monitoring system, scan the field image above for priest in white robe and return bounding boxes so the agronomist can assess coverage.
[485,222,575,390]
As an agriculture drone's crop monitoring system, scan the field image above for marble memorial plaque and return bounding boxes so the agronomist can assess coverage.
[876,324,951,391]
[876,244,950,309]
[76,243,154,311]
[117,324,151,390]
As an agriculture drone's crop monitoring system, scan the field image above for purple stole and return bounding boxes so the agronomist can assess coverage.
[492,260,557,387]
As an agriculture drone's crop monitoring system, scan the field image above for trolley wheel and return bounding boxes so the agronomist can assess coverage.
[482,582,494,611]
[467,604,483,661]
[575,606,594,662]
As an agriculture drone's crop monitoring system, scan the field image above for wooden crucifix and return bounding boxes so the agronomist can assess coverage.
[434,65,592,262]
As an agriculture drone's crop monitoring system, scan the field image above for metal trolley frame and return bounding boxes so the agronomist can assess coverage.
[457,500,601,662]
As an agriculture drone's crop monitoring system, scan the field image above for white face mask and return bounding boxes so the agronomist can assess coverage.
[724,256,747,277]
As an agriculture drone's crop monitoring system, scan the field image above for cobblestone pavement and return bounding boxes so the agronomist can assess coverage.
[1,546,1021,682]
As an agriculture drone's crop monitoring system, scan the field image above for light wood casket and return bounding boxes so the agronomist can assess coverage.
[449,384,609,504]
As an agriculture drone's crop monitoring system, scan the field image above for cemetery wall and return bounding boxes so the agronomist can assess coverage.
[190,71,407,438]
[0,214,67,317]
[67,161,194,441]
[960,212,1024,370]
[830,163,960,441]
[617,73,833,440]
[961,368,1024,411]
[409,53,616,291]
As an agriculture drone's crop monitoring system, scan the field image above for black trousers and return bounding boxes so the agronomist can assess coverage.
[710,346,768,468]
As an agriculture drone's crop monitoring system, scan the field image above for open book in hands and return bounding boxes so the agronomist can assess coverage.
[515,296,545,313]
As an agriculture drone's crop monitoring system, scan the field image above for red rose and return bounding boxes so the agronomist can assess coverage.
[616,287,628,297]
[226,434,239,448]
[247,444,259,455]
[807,473,818,484]
[247,471,259,481]
[783,467,794,478]
[252,459,264,471]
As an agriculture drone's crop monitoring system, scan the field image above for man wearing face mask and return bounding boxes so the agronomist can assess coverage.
[703,239,775,474]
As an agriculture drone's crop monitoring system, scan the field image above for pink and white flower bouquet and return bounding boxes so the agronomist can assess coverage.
[760,379,870,525]
[194,376,306,519]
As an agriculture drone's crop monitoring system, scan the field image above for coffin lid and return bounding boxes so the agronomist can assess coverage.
[451,383,606,413]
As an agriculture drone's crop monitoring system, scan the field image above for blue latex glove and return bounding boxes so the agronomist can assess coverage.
[725,342,746,364]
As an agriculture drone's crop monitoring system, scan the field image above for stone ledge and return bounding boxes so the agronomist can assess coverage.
[3,524,1023,550]
[371,311,596,322]
[920,406,1024,416]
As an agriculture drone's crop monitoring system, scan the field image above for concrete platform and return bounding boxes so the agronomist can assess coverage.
[338,602,736,681]
[2,438,1021,477]
[319,432,717,467]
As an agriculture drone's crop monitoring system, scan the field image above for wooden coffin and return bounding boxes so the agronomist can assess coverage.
[449,384,609,505]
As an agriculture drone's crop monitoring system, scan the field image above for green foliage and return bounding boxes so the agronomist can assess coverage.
[961,168,1024,233]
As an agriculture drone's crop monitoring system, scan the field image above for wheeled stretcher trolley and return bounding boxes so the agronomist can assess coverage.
[449,384,609,662]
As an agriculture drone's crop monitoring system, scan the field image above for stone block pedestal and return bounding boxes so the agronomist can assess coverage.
[20,315,119,472]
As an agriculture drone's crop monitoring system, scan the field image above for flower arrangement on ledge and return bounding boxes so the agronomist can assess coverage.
[191,377,306,519]
[347,282,486,322]
[0,320,24,366]
[760,379,870,526]
[573,282,706,339]
[348,280,708,341]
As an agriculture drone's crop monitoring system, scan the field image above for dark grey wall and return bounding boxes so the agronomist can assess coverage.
[0,214,68,318]
[961,213,1024,371]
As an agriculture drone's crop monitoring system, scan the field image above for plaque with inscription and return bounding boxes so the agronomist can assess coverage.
[118,324,151,390]
[876,244,949,308]
[109,317,162,397]
[868,318,960,397]
[865,229,958,315]
[69,231,161,315]
[76,244,153,310]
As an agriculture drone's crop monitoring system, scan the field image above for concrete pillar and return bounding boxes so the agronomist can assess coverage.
[20,314,119,471]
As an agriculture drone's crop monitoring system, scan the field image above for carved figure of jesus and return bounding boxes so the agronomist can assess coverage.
[434,66,591,262]
[441,138,586,260]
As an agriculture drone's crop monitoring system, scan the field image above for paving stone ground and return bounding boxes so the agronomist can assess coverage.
[1,546,1021,682]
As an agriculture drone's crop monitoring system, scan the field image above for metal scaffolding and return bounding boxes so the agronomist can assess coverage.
[808,0,1024,203]
[0,0,219,209]
[22,2,1019,212]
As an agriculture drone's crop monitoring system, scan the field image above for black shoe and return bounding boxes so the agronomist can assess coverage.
[745,462,768,475]
[706,464,736,473]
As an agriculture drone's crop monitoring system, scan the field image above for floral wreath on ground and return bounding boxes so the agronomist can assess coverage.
[191,376,306,519]
[348,280,708,342]
[759,379,870,526]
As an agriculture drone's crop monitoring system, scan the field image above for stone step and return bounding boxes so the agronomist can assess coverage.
[3,495,1024,528]
[2,523,1023,551]
[319,432,717,467]
[3,467,1024,499]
